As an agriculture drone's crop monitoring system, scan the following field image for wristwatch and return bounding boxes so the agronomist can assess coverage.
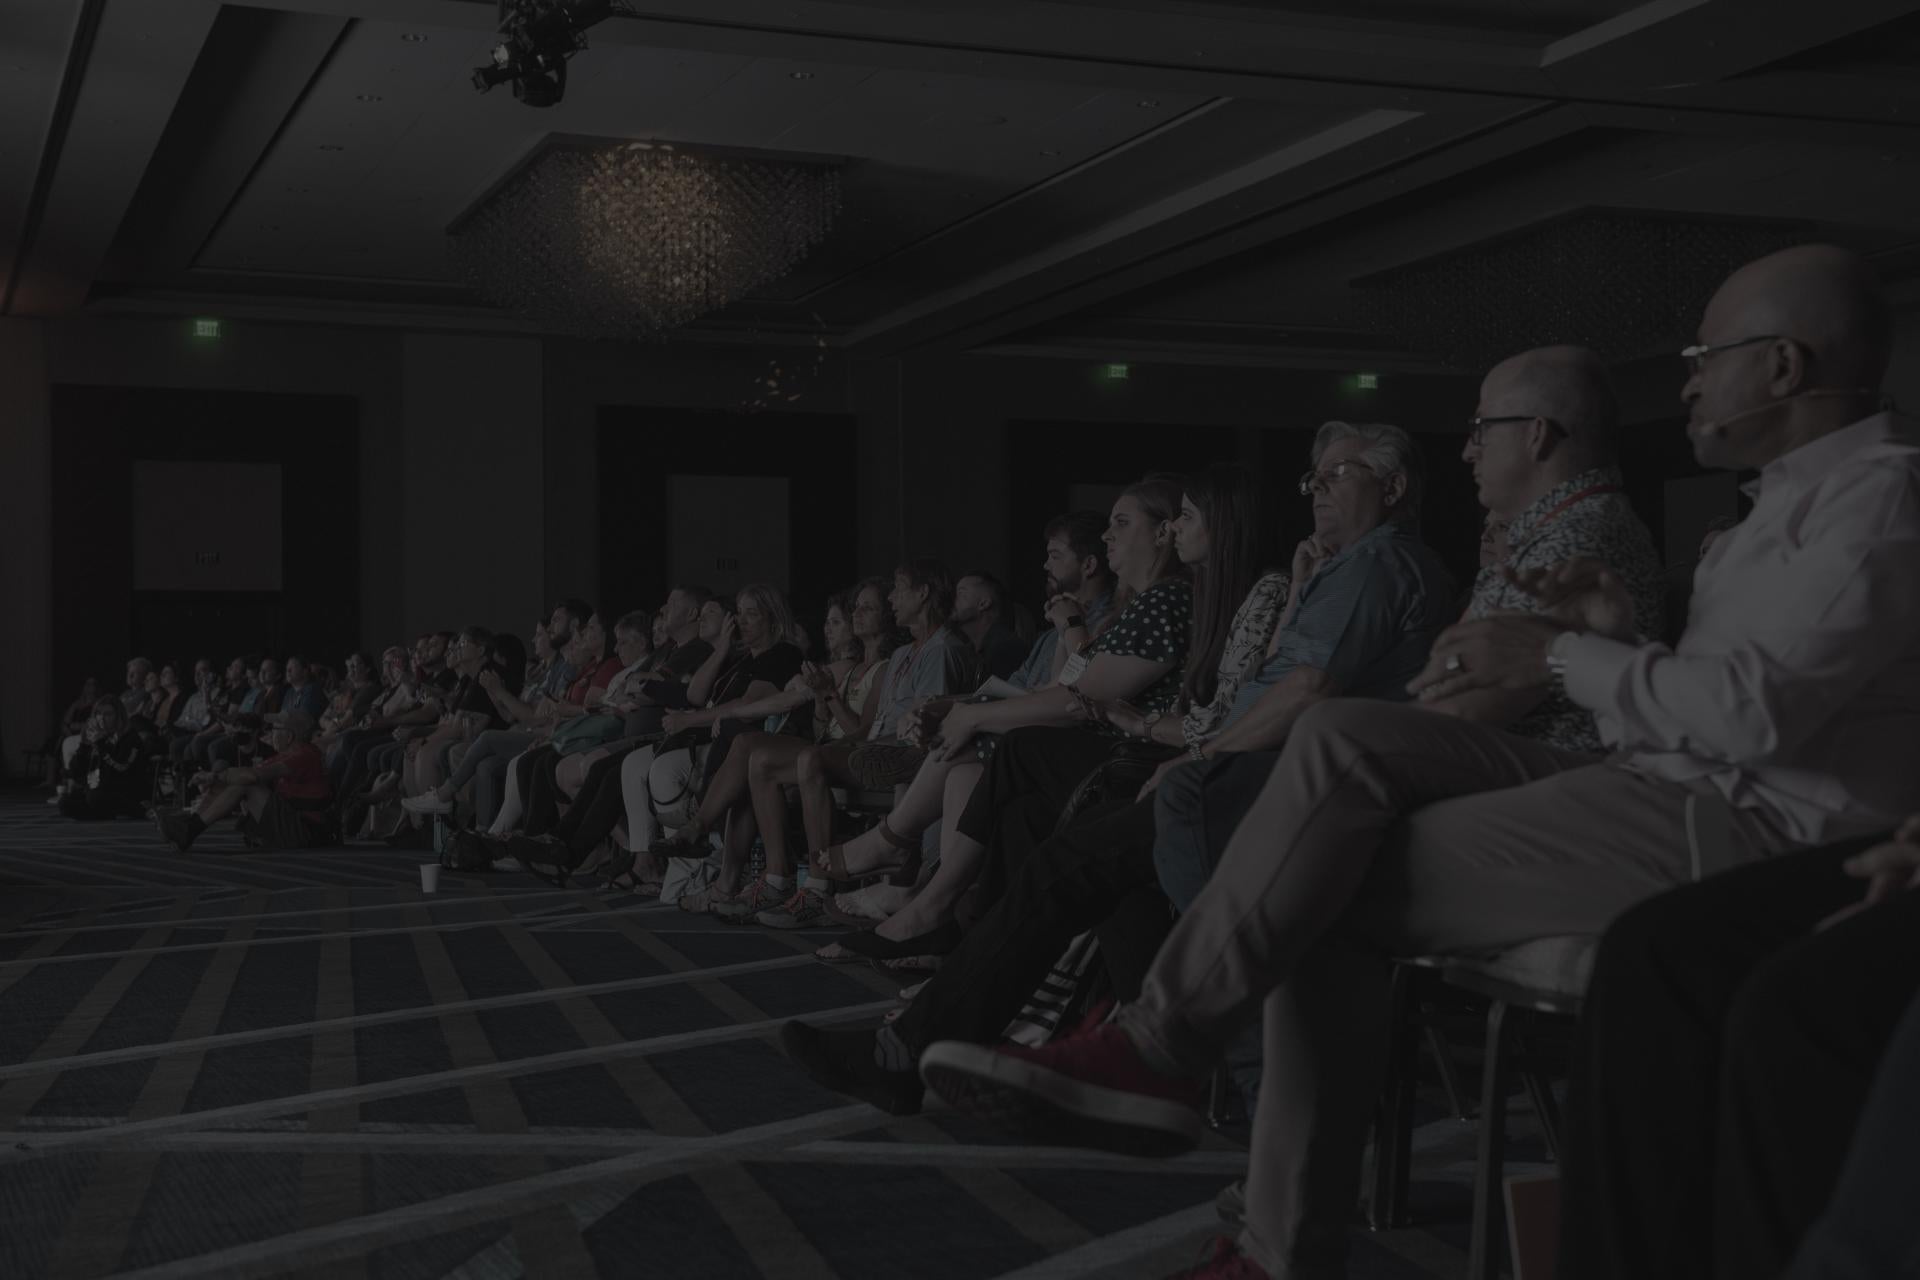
[1064,615,1087,630]
[1546,630,1576,692]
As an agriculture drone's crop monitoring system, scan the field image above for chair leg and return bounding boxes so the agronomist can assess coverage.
[1469,999,1514,1280]
[1520,1063,1564,1164]
[1206,1063,1233,1130]
[1368,963,1420,1230]
[1424,1022,1473,1121]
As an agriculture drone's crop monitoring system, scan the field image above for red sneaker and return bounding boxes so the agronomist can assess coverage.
[917,1003,1205,1156]
[1167,1237,1270,1279]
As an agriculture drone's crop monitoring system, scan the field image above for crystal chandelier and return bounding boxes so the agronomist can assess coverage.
[450,141,841,339]
[1353,211,1813,370]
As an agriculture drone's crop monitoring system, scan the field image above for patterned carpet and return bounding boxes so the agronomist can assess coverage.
[0,795,1517,1279]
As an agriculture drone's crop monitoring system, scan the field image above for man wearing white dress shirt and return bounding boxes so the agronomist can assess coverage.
[912,244,1920,1280]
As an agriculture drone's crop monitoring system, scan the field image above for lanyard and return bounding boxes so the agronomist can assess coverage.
[1519,482,1622,544]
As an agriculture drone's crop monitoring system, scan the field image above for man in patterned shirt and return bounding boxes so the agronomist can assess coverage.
[1447,343,1666,753]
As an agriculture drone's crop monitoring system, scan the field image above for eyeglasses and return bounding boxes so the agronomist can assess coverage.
[1297,459,1378,496]
[1680,334,1784,375]
[1465,415,1565,447]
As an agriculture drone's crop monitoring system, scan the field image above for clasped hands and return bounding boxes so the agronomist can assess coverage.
[1408,556,1636,703]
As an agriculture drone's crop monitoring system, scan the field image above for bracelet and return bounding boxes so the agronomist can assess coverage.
[1065,616,1087,630]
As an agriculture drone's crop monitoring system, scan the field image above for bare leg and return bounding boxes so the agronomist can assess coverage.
[197,782,268,825]
[871,762,986,941]
[719,806,759,889]
[692,732,767,835]
[745,737,812,878]
[796,744,859,860]
[817,750,956,879]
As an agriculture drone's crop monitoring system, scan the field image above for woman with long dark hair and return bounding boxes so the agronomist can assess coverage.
[1103,462,1289,755]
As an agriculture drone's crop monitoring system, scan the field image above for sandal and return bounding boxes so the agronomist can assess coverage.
[509,834,579,888]
[597,844,665,898]
[812,820,920,885]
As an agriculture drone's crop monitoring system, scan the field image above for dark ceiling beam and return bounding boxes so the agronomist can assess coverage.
[0,0,95,313]
[840,101,1579,357]
[101,7,351,286]
[7,0,221,316]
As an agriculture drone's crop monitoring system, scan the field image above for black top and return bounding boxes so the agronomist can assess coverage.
[710,643,805,708]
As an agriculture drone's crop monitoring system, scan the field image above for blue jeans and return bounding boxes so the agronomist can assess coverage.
[1152,751,1285,1117]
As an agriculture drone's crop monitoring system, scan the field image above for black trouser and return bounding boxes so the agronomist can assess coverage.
[1559,830,1918,1280]
[517,746,565,835]
[549,745,645,854]
[895,792,1157,1054]
[331,727,384,793]
[954,725,1131,903]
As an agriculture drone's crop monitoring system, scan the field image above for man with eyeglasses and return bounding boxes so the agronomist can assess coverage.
[910,245,1920,1280]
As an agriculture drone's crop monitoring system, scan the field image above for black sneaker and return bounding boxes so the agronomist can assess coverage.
[780,1020,924,1116]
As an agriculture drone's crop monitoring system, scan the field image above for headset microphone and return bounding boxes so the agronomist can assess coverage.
[1693,388,1886,439]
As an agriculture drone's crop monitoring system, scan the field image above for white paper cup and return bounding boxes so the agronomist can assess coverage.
[420,863,441,893]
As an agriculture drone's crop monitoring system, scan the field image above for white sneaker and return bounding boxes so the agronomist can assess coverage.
[401,792,451,815]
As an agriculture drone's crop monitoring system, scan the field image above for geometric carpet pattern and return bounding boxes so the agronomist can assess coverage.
[0,797,1506,1279]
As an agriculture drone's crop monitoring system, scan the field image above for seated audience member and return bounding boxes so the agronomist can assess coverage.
[907,246,1920,1280]
[159,709,334,853]
[1560,812,1920,1280]
[804,476,1195,957]
[494,613,657,829]
[647,585,883,922]
[399,626,501,803]
[46,676,102,790]
[205,656,281,769]
[180,657,250,771]
[617,587,805,895]
[1007,512,1118,693]
[60,698,147,820]
[522,621,560,703]
[166,661,218,764]
[142,663,186,736]
[781,441,1450,1103]
[282,655,328,722]
[953,571,1027,681]
[120,657,153,719]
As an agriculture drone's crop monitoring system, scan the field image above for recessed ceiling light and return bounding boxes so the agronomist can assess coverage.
[1039,149,1060,157]
[355,94,383,103]
[789,71,814,80]
[1137,99,1160,108]
[319,144,346,152]
[400,32,428,42]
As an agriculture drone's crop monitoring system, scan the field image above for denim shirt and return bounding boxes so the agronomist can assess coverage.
[1227,522,1455,723]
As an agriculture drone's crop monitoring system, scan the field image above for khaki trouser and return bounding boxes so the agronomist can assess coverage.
[1115,698,1795,1277]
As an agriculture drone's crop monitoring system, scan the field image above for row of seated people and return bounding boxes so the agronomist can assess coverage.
[44,652,341,821]
[767,244,1920,1280]
[149,562,1042,859]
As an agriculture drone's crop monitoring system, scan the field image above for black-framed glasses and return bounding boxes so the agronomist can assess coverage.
[1466,415,1564,447]
[1680,334,1784,375]
[1297,459,1377,496]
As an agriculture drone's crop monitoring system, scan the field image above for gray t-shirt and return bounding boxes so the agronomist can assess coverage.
[870,627,976,740]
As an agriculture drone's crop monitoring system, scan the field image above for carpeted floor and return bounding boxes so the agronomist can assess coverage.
[0,795,1525,1278]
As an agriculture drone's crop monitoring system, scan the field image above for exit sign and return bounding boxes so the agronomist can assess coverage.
[193,318,221,339]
